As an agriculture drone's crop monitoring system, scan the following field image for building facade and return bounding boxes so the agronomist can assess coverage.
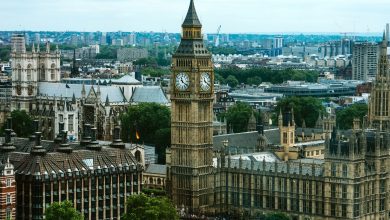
[8,36,130,141]
[352,42,378,81]
[168,2,390,219]
[0,121,144,220]
[0,158,16,220]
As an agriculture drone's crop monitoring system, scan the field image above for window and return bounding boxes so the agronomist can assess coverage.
[283,132,288,144]
[59,114,63,123]
[342,165,348,177]
[342,185,347,199]
[354,185,360,198]
[342,204,347,217]
[380,179,385,193]
[6,208,11,220]
[354,204,360,217]
[17,64,22,81]
[331,184,336,198]
[27,64,32,81]
[40,64,45,81]
[51,63,56,81]
[68,115,74,132]
[6,179,11,187]
[6,194,11,204]
[331,163,337,176]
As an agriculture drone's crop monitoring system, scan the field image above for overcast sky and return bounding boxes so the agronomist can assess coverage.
[3,0,390,34]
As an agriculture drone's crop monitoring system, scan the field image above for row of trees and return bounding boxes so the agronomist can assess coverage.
[215,67,319,87]
[45,197,291,220]
[45,194,178,220]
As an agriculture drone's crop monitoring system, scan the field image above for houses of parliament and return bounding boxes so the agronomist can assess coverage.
[168,1,390,219]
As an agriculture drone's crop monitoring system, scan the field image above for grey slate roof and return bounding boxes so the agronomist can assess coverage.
[225,157,324,177]
[130,86,169,104]
[38,82,126,103]
[213,128,280,152]
[110,75,141,85]
[145,164,166,175]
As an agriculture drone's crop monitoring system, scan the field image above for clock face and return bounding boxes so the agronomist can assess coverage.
[175,72,190,91]
[200,72,211,91]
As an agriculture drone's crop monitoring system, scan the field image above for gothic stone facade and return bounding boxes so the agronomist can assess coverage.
[168,2,390,219]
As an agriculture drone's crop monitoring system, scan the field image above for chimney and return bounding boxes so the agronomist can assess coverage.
[54,122,65,144]
[30,132,46,156]
[1,117,16,152]
[57,130,73,154]
[80,124,92,146]
[87,127,102,151]
[110,125,125,149]
[29,120,39,141]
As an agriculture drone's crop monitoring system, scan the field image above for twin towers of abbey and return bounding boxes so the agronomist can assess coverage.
[168,0,390,219]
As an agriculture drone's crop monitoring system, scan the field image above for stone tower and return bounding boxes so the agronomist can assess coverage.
[278,108,295,161]
[368,31,390,131]
[11,35,61,111]
[170,0,215,214]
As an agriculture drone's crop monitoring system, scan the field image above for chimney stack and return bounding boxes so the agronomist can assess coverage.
[30,132,46,156]
[80,124,92,146]
[87,127,102,151]
[1,117,16,152]
[110,125,125,149]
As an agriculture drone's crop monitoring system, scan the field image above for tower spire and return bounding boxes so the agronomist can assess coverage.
[182,0,202,27]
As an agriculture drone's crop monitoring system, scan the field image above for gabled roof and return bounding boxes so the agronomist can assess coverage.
[130,86,169,104]
[38,82,126,103]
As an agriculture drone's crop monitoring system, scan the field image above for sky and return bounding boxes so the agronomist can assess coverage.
[2,0,390,34]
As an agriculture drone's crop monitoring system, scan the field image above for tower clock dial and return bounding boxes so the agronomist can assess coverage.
[200,72,211,91]
[175,72,190,91]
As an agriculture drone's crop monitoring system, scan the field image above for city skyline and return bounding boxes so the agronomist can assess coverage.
[4,0,390,34]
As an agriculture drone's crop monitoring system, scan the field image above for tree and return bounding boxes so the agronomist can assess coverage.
[141,67,170,77]
[226,75,239,88]
[274,97,325,127]
[246,76,262,86]
[2,110,34,138]
[265,212,290,220]
[226,102,254,133]
[336,103,368,129]
[122,194,178,220]
[45,201,83,220]
[121,103,171,163]
[215,67,318,85]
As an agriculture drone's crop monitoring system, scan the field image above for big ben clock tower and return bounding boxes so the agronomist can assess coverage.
[170,0,214,214]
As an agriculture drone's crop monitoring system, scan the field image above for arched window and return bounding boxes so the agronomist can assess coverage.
[40,64,45,81]
[16,64,22,81]
[27,64,32,81]
[135,150,141,163]
[50,63,56,81]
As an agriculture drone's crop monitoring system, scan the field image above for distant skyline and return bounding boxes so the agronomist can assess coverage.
[4,0,390,34]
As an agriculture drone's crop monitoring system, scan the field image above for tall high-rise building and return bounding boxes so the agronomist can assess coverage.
[352,42,378,81]
[169,0,214,214]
